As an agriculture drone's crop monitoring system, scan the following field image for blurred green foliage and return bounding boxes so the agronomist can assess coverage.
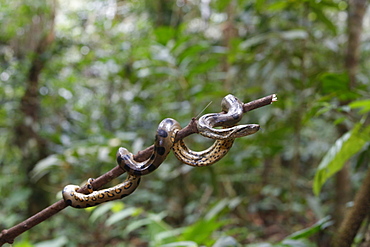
[1,0,369,246]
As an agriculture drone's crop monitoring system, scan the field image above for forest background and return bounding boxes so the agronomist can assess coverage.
[0,0,370,246]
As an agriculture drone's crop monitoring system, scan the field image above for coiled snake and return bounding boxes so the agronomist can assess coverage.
[62,94,259,208]
[172,94,259,166]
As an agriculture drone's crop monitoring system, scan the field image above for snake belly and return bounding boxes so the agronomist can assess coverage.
[173,94,260,166]
[116,118,180,176]
[62,175,140,208]
[197,94,260,140]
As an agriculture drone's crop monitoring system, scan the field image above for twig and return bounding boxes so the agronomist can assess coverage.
[0,94,277,245]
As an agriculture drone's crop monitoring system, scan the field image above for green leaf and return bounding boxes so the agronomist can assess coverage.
[319,72,348,91]
[240,34,269,50]
[34,236,68,247]
[179,217,228,245]
[154,26,177,45]
[287,216,332,240]
[255,0,267,12]
[349,99,370,114]
[319,72,359,101]
[12,237,34,247]
[313,124,370,195]
[205,199,229,220]
[124,212,167,235]
[105,207,142,226]
[30,155,60,182]
[88,201,118,223]
[266,1,289,11]
[205,197,241,220]
[211,0,232,12]
[310,3,337,34]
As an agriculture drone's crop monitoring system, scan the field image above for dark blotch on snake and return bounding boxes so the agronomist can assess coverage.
[120,193,129,199]
[116,155,123,165]
[232,113,239,120]
[165,118,174,124]
[148,165,157,172]
[157,129,168,138]
[133,170,144,176]
[156,146,166,155]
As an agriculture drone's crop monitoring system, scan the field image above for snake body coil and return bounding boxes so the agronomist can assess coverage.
[173,138,235,166]
[197,94,259,140]
[116,118,180,176]
[62,175,140,208]
[173,94,259,166]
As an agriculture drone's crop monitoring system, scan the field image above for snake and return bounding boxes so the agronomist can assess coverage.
[172,94,260,166]
[62,175,140,208]
[62,94,259,207]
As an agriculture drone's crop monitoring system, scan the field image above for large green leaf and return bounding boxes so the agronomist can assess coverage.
[349,99,370,114]
[313,123,370,196]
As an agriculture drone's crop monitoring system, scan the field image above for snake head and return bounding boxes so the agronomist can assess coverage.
[231,124,260,138]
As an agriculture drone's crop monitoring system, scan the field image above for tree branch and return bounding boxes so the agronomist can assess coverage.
[0,94,277,246]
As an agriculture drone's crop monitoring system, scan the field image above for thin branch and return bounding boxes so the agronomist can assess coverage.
[0,94,277,246]
[243,94,277,113]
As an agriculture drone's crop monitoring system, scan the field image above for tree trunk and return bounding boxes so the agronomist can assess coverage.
[332,168,370,247]
[331,0,368,245]
[13,2,56,216]
[345,0,367,89]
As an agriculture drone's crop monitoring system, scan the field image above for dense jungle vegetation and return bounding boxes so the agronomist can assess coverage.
[0,0,370,246]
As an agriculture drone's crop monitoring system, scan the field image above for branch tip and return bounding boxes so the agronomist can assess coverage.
[272,94,278,102]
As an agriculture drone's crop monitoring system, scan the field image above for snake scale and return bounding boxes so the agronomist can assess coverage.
[62,94,259,208]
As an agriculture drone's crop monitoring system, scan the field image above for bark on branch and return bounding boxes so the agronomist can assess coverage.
[0,93,277,246]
